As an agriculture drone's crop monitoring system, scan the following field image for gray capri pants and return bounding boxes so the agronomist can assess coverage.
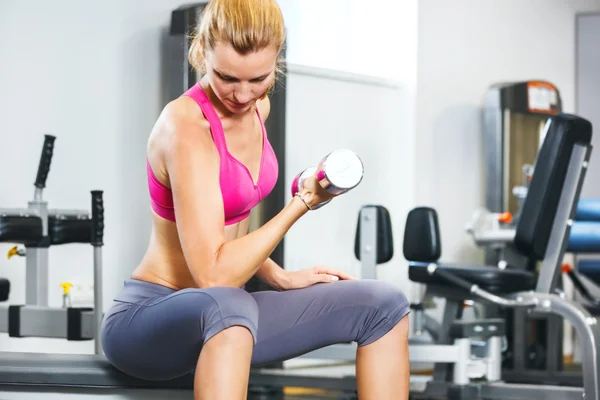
[101,278,410,381]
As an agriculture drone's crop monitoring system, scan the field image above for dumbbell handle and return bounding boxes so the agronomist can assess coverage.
[291,149,364,209]
[34,134,56,190]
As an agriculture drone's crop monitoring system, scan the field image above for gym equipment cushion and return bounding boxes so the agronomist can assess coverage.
[0,279,9,302]
[514,114,592,260]
[0,215,43,245]
[576,198,600,221]
[408,261,537,294]
[49,214,92,245]
[354,205,394,264]
[403,206,441,262]
[568,221,600,253]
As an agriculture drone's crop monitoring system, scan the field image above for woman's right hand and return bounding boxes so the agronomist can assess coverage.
[300,172,337,209]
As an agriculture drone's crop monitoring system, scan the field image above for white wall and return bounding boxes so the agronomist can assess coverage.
[278,0,419,299]
[283,66,414,298]
[278,0,418,84]
[0,0,186,353]
[577,12,600,198]
[416,0,600,265]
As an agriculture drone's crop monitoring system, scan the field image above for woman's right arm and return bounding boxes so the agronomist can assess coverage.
[164,102,327,289]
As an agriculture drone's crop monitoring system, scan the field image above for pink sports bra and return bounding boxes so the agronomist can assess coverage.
[147,84,279,225]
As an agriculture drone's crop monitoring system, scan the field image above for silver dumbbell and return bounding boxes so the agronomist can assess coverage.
[291,149,364,209]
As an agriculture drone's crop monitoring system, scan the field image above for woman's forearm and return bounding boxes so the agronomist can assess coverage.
[210,196,308,288]
[255,257,289,291]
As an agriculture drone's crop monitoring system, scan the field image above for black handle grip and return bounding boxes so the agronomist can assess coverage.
[567,270,600,306]
[91,190,104,246]
[34,134,56,189]
[431,268,475,293]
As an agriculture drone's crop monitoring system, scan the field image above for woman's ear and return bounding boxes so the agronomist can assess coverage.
[196,38,208,75]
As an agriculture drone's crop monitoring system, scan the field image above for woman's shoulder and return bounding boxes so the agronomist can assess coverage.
[149,97,215,160]
[257,96,271,121]
[162,96,211,131]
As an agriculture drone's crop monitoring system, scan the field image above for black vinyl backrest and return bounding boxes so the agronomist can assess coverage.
[354,205,394,264]
[403,207,441,262]
[514,114,592,260]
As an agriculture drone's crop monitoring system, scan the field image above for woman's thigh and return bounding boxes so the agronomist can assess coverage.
[101,286,258,381]
[250,279,410,366]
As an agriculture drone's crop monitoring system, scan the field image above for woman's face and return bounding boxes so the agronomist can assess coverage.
[204,43,277,114]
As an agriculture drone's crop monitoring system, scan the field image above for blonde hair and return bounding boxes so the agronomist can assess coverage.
[188,0,286,93]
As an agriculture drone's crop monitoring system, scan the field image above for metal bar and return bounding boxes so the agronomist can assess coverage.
[300,341,466,365]
[28,200,48,236]
[512,291,600,399]
[0,387,192,399]
[93,247,103,355]
[481,382,583,400]
[299,343,356,361]
[360,207,378,280]
[0,306,94,339]
[25,248,48,306]
[433,299,462,381]
[487,336,502,382]
[411,343,463,364]
[80,311,95,340]
[0,308,7,332]
[536,144,591,293]
[452,338,471,385]
[501,369,583,386]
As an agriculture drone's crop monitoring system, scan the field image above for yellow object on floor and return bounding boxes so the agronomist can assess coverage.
[284,387,328,395]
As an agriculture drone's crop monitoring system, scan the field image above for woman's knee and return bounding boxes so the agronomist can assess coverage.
[179,286,259,343]
[351,280,410,345]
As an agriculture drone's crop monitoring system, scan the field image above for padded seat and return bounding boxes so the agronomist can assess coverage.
[409,261,537,294]
[0,214,43,245]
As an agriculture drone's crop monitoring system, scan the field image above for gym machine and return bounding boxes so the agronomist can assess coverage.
[482,80,560,263]
[466,80,600,387]
[484,80,561,221]
[406,113,599,399]
[0,135,105,354]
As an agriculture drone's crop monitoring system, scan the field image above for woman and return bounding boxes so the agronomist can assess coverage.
[101,0,410,399]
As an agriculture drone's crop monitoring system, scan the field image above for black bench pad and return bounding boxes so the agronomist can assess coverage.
[0,352,193,389]
[409,261,537,294]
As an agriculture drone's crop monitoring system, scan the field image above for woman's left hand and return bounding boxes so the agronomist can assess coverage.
[281,266,358,290]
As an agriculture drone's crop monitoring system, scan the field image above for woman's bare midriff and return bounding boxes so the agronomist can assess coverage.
[130,213,251,290]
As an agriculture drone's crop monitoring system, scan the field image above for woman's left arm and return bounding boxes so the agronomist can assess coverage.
[255,258,358,291]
